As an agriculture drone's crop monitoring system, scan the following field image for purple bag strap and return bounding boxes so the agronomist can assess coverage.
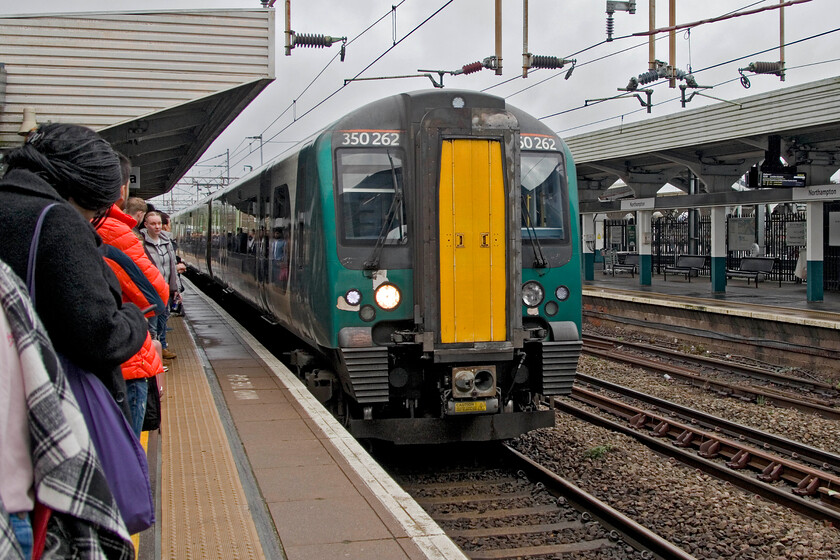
[26,203,59,303]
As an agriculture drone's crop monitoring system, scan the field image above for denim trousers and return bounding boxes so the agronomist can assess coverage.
[125,378,149,437]
[148,302,171,349]
[10,512,33,559]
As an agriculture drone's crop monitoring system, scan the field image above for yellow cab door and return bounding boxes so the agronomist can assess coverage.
[438,139,507,343]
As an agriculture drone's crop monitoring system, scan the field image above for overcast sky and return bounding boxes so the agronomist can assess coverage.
[4,0,839,203]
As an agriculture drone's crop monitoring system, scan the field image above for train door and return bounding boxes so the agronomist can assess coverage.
[438,139,507,343]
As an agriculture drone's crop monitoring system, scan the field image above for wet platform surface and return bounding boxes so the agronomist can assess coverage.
[145,278,466,560]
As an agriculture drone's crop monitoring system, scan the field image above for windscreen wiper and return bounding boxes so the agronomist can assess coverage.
[364,151,404,270]
[521,199,548,268]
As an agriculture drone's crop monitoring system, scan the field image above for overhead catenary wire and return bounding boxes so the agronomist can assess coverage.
[550,51,840,135]
[222,0,456,176]
[488,0,804,99]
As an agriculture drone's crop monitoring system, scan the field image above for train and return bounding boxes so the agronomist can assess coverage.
[173,89,582,444]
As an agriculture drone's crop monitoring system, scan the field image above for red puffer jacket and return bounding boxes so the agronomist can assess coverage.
[97,205,169,380]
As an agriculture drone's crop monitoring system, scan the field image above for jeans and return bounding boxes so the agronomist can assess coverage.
[126,378,149,437]
[10,512,33,559]
[148,302,171,349]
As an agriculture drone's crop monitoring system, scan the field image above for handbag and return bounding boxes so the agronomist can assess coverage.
[142,375,162,432]
[27,203,154,534]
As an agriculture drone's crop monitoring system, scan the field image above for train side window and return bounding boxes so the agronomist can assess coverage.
[336,149,407,245]
[520,153,568,242]
[271,185,291,286]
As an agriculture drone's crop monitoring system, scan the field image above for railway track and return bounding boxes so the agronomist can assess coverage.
[584,334,836,395]
[582,334,840,420]
[391,445,695,560]
[558,379,840,525]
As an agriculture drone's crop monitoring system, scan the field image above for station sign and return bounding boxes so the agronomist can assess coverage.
[620,197,655,211]
[129,166,140,191]
[792,185,840,201]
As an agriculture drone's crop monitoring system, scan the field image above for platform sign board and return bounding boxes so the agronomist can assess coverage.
[785,222,806,247]
[728,217,755,251]
[761,172,806,187]
[830,213,840,246]
[792,185,840,201]
[129,166,140,191]
[620,197,655,211]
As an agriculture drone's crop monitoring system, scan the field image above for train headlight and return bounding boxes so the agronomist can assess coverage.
[345,289,362,306]
[555,285,570,301]
[374,283,401,310]
[522,281,544,307]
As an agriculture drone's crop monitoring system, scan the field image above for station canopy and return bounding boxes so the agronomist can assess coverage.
[0,9,275,199]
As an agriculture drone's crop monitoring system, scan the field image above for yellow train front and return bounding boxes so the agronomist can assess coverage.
[175,89,582,444]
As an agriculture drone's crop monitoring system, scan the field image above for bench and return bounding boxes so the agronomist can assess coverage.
[726,256,779,287]
[612,253,639,277]
[663,255,706,282]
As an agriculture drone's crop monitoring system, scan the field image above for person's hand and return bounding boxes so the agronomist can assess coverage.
[176,263,186,273]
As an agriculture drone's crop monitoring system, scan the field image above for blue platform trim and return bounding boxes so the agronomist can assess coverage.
[807,260,823,302]
[711,256,727,293]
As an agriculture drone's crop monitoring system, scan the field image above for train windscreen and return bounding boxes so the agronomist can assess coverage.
[521,153,567,241]
[336,149,407,245]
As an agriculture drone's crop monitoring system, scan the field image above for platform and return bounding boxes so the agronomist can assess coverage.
[585,266,840,325]
[139,278,466,560]
[582,267,840,374]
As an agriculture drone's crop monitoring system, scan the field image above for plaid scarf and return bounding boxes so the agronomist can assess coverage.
[0,259,133,559]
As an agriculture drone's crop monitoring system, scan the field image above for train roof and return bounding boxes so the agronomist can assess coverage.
[331,89,559,139]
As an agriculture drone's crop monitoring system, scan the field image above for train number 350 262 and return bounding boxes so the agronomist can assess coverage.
[520,135,557,150]
[341,131,401,146]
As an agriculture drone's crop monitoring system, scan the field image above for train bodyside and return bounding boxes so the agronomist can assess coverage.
[173,89,581,444]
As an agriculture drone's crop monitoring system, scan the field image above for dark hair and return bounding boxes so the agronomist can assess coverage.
[4,123,122,210]
[117,152,132,186]
[160,211,170,226]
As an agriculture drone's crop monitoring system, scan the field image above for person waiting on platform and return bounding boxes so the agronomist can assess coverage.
[0,259,134,559]
[124,196,148,238]
[0,123,147,419]
[141,211,179,359]
[95,153,169,437]
[160,211,187,315]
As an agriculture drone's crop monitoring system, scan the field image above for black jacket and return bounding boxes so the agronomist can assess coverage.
[0,168,147,412]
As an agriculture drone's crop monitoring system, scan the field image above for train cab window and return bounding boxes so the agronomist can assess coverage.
[336,149,407,245]
[520,153,567,242]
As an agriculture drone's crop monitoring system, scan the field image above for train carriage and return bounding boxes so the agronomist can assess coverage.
[174,89,582,444]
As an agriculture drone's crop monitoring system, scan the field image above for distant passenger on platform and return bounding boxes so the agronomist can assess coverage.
[795,248,807,283]
[142,211,179,359]
[95,153,168,436]
[749,242,763,257]
[160,212,187,315]
[0,259,134,559]
[124,196,148,237]
[0,123,147,419]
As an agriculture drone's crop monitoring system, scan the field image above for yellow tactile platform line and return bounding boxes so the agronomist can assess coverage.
[160,317,265,560]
